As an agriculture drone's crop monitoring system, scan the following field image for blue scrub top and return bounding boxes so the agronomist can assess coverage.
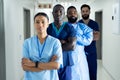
[47,22,76,40]
[79,19,99,53]
[47,22,76,66]
[22,35,63,80]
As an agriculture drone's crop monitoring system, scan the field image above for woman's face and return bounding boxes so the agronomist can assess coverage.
[34,15,49,34]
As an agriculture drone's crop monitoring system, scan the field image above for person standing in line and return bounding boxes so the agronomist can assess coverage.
[47,4,77,80]
[66,6,93,80]
[21,12,63,80]
[79,4,100,80]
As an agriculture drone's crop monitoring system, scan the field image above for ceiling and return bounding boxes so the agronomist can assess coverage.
[35,0,96,9]
[36,0,96,4]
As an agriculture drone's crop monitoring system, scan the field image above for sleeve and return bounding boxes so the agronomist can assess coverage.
[93,22,99,31]
[67,23,76,37]
[22,40,29,58]
[53,39,63,67]
[62,23,77,51]
[77,23,93,46]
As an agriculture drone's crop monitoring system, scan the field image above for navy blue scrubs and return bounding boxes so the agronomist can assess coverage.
[47,22,76,80]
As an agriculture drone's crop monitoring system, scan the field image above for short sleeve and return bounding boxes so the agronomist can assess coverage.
[53,39,63,67]
[22,40,29,58]
[94,22,99,31]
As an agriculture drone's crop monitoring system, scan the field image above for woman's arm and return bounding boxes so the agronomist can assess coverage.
[22,56,60,72]
[22,64,43,72]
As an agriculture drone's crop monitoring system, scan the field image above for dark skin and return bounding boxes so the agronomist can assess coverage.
[67,8,78,23]
[52,5,76,51]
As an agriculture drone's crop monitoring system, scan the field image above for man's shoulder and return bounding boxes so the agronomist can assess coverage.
[47,23,54,32]
[78,19,83,23]
[64,22,74,29]
[49,22,53,27]
[89,19,98,24]
[77,22,92,30]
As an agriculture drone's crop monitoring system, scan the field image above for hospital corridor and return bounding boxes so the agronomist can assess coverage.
[0,0,120,80]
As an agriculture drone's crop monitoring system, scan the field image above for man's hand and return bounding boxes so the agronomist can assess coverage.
[93,31,100,41]
[60,40,66,44]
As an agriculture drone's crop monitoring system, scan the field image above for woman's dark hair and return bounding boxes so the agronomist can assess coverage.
[81,4,91,10]
[34,12,49,21]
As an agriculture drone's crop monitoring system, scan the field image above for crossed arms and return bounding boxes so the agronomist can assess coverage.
[60,37,77,51]
[22,55,59,72]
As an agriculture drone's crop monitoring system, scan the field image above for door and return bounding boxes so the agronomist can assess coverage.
[95,11,102,60]
[0,0,6,79]
[23,8,31,40]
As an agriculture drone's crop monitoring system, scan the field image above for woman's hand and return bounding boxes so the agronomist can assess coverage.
[22,58,35,67]
[50,55,57,62]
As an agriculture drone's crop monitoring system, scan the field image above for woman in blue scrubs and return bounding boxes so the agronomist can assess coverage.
[21,12,63,80]
[66,6,93,80]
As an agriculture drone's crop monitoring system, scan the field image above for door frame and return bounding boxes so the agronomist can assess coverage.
[23,8,31,40]
[95,10,103,60]
[0,0,6,79]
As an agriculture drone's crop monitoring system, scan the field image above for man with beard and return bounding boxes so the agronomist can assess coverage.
[79,4,100,80]
[47,4,77,80]
[67,6,93,80]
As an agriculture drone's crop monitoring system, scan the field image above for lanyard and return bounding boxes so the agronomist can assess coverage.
[37,35,48,58]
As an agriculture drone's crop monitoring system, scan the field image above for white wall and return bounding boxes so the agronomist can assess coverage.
[90,0,120,80]
[4,0,34,80]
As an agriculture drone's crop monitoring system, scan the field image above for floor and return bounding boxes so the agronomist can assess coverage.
[97,60,114,80]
